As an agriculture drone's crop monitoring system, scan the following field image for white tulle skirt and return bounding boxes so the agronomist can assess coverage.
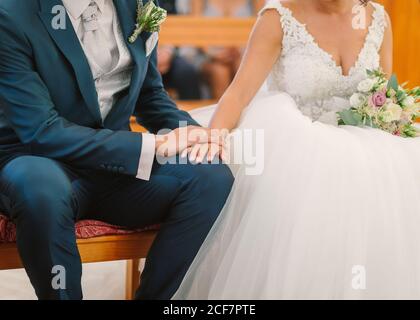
[173,92,420,300]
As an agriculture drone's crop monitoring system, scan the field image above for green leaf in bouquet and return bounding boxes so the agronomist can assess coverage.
[387,74,399,91]
[367,68,386,79]
[362,115,376,128]
[395,90,406,104]
[408,87,420,99]
[402,124,418,138]
[337,110,363,126]
[366,69,374,77]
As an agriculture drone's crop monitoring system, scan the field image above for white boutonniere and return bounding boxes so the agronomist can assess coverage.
[128,0,167,44]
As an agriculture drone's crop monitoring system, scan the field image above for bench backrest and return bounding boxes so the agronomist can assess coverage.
[159,16,256,47]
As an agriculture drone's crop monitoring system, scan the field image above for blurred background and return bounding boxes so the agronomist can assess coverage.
[0,0,419,300]
[157,0,265,101]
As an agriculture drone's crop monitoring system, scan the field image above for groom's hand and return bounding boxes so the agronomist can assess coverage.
[154,126,225,158]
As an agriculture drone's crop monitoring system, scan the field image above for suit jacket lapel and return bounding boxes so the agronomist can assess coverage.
[38,0,103,124]
[113,0,146,105]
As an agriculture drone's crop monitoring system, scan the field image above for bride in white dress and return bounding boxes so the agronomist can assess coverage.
[174,0,420,299]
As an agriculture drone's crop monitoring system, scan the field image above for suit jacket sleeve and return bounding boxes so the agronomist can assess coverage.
[0,8,143,176]
[133,39,200,134]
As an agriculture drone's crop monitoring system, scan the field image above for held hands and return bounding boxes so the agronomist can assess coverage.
[180,127,230,164]
[154,126,228,162]
[181,141,229,164]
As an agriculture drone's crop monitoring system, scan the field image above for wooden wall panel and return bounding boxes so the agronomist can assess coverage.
[377,0,420,86]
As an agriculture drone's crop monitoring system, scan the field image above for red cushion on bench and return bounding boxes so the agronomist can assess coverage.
[0,214,157,243]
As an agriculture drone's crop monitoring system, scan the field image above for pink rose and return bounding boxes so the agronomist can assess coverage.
[369,91,387,108]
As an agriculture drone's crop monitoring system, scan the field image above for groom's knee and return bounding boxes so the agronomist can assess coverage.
[1,156,75,224]
[187,163,234,214]
[197,163,234,195]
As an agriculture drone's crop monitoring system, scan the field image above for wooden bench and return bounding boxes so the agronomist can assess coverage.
[0,16,256,300]
[160,16,256,48]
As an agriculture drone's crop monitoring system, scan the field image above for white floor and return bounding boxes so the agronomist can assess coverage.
[0,261,127,300]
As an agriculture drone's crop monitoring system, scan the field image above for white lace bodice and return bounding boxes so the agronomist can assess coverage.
[261,1,387,124]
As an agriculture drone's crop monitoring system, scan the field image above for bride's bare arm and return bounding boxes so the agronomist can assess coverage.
[209,10,283,131]
[380,11,393,76]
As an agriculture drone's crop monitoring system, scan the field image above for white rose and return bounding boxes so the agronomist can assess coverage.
[357,78,376,93]
[381,103,402,123]
[403,102,418,116]
[402,96,415,107]
[349,93,366,107]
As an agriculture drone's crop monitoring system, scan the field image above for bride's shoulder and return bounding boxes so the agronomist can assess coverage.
[259,0,301,24]
[252,1,286,45]
[257,6,284,38]
[278,0,298,10]
[261,0,297,11]
[259,0,294,18]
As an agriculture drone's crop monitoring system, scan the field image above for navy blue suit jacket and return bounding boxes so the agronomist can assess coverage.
[0,0,198,176]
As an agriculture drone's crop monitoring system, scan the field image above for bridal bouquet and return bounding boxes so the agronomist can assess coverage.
[338,69,420,137]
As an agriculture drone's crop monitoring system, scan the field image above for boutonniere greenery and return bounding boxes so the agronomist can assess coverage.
[128,0,167,44]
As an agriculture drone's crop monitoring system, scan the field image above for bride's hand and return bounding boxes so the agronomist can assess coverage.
[181,142,228,164]
[182,129,230,163]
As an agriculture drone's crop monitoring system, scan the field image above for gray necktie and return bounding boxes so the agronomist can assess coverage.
[81,1,113,73]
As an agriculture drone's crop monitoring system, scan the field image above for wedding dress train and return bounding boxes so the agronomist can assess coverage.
[173,1,420,299]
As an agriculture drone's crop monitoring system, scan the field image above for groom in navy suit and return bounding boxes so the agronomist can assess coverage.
[0,0,233,299]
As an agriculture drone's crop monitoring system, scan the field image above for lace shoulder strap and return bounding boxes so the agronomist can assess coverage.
[366,2,388,51]
[259,1,312,53]
[259,0,290,17]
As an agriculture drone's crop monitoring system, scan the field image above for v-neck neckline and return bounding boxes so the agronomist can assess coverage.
[280,3,378,77]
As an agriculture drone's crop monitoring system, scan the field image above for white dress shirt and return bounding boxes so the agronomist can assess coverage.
[62,0,155,180]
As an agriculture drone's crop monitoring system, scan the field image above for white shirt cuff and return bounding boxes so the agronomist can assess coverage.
[136,133,156,181]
